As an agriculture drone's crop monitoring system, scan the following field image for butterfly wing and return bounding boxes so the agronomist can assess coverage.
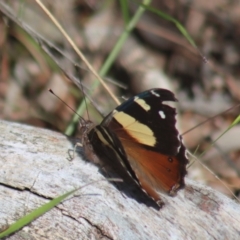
[103,88,188,200]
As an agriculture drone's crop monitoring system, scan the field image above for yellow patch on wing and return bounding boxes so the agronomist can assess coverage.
[113,110,156,146]
[134,98,150,111]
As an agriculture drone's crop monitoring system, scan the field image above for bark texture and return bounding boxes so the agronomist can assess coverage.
[0,120,240,240]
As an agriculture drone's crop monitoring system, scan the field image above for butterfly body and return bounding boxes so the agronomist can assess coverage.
[82,88,188,203]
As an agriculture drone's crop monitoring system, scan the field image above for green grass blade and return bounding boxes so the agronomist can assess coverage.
[120,0,130,24]
[0,189,76,238]
[0,178,122,238]
[138,2,197,48]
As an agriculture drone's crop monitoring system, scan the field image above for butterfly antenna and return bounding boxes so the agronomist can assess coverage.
[48,89,86,126]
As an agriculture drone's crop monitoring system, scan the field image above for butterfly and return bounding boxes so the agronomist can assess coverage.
[81,88,188,205]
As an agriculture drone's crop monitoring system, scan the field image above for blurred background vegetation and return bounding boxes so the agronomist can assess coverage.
[0,0,240,199]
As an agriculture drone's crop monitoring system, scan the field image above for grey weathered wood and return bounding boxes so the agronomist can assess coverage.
[0,120,240,240]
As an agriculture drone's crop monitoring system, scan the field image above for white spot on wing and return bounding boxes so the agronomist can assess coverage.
[158,110,166,119]
[177,144,181,153]
[163,101,176,108]
[177,134,181,141]
[151,90,160,97]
